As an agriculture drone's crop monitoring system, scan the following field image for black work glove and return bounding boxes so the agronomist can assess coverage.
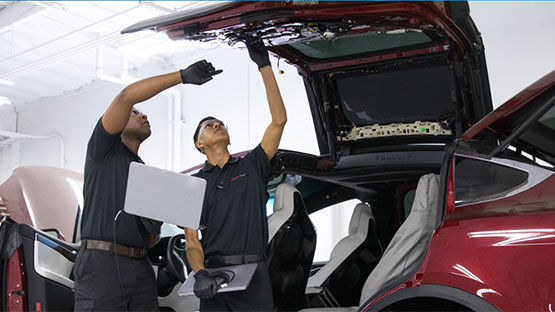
[245,37,271,69]
[193,269,218,299]
[180,60,223,85]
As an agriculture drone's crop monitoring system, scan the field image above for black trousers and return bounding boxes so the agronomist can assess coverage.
[73,249,159,311]
[200,262,275,312]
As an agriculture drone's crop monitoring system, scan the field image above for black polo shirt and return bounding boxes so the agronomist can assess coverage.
[194,144,274,257]
[81,118,158,249]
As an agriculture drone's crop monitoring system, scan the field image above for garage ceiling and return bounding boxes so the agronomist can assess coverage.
[0,1,223,108]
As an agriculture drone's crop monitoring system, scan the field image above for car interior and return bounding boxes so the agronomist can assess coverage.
[259,147,446,311]
[266,183,316,311]
[306,202,382,307]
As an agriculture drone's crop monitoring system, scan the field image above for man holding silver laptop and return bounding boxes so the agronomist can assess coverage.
[185,38,286,311]
[74,60,221,311]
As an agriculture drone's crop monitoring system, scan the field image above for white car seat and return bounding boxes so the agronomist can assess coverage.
[308,203,376,288]
[359,173,439,306]
[268,183,297,242]
[266,183,317,311]
[300,173,440,312]
[306,202,382,306]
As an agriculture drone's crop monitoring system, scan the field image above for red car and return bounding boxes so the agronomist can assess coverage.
[2,1,554,311]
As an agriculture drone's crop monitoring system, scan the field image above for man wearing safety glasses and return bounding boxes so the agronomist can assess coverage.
[185,38,287,311]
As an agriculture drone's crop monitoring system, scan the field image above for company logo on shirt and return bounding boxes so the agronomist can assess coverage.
[230,173,246,182]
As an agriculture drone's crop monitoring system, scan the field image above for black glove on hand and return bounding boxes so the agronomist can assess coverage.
[245,37,271,69]
[180,60,223,85]
[193,269,218,299]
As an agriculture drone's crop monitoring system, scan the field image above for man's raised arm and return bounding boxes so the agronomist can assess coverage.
[246,39,287,160]
[102,60,222,134]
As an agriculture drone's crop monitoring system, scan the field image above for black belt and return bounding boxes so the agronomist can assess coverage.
[205,254,264,267]
[80,239,147,258]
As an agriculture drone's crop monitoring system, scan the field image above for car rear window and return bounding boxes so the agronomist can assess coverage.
[335,64,454,125]
[502,97,555,164]
[538,105,555,129]
[288,31,434,59]
[454,156,529,206]
[403,189,416,217]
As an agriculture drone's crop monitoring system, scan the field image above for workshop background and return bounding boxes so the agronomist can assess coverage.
[1,1,554,261]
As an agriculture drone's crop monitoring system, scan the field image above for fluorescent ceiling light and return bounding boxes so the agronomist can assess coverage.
[0,78,14,86]
[0,96,12,105]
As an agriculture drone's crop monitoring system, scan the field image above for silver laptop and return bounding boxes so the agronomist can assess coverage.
[124,162,206,229]
[178,263,258,296]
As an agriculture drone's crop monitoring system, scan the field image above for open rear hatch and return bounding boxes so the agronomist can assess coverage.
[124,1,492,166]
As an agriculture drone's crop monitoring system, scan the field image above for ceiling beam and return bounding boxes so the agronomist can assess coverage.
[0,2,44,31]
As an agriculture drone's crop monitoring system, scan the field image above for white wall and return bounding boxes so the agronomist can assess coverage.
[0,106,18,183]
[0,143,19,184]
[0,106,16,132]
[13,81,169,173]
[469,2,555,108]
[176,47,318,170]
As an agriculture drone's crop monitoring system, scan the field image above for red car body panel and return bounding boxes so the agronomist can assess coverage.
[364,174,555,311]
[158,2,465,38]
[462,70,555,142]
[5,248,26,312]
[148,1,472,66]
[421,214,555,311]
